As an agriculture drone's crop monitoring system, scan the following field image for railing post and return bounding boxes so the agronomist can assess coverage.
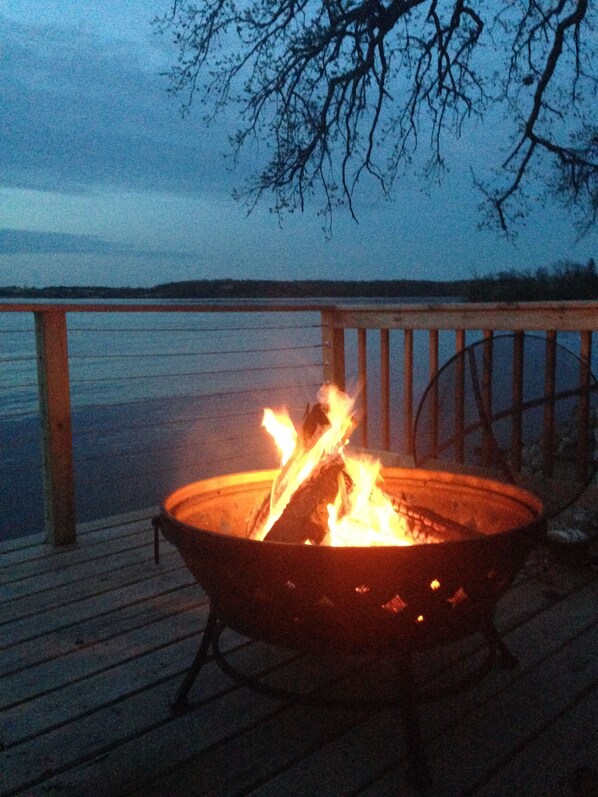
[35,310,76,545]
[321,309,346,390]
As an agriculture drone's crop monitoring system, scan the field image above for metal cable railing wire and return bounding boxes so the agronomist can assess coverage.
[1,308,325,538]
[73,429,263,464]
[68,360,323,385]
[68,380,322,412]
[73,400,308,444]
[67,321,320,333]
[67,343,322,360]
[0,382,38,391]
[75,447,272,483]
[0,355,37,364]
[73,407,264,436]
[0,408,41,421]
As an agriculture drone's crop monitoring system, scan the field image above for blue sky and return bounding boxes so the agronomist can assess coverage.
[1,1,596,288]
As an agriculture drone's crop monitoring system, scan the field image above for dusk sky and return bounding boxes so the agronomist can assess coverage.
[1,0,596,288]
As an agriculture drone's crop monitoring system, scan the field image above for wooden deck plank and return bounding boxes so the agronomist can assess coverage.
[1,607,206,709]
[427,624,598,796]
[126,672,387,797]
[0,583,201,675]
[355,622,598,796]
[0,513,596,797]
[474,685,598,796]
[0,506,158,557]
[0,517,154,580]
[0,634,273,795]
[0,507,154,555]
[1,560,192,648]
[14,655,379,797]
[1,628,249,749]
[17,578,593,797]
[1,535,172,609]
[228,581,598,797]
[244,707,411,797]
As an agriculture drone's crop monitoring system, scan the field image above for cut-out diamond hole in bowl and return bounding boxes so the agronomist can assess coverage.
[382,594,408,614]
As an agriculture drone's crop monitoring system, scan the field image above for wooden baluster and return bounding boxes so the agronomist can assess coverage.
[542,331,556,477]
[35,310,76,545]
[358,328,368,448]
[482,331,494,468]
[576,331,592,483]
[380,328,390,450]
[404,329,414,457]
[429,329,439,459]
[511,331,524,473]
[455,329,466,463]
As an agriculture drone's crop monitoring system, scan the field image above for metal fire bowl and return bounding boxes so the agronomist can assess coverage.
[159,467,545,654]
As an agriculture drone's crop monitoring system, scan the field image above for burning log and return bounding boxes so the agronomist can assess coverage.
[391,495,482,544]
[264,456,348,544]
[251,384,483,547]
[252,401,352,544]
[257,457,480,546]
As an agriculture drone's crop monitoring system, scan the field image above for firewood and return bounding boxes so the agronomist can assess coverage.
[264,456,348,544]
[391,495,483,543]
[300,402,330,445]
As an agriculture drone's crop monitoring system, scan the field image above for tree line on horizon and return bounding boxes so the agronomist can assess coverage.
[1,259,596,301]
[465,258,598,301]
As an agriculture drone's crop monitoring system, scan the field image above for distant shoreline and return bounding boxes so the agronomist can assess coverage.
[2,264,597,301]
[0,278,467,300]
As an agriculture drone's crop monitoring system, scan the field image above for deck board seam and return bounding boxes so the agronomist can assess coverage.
[467,673,598,796]
[0,585,206,679]
[0,543,177,605]
[0,637,262,753]
[0,569,196,650]
[0,520,157,568]
[0,624,208,714]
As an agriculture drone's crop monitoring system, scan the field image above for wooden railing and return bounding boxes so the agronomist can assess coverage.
[2,300,597,545]
[1,302,326,545]
[322,300,597,509]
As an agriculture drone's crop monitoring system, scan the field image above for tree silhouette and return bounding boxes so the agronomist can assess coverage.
[155,1,597,233]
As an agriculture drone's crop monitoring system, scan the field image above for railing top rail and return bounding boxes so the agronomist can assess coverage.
[323,300,598,331]
[0,301,335,314]
[1,299,596,331]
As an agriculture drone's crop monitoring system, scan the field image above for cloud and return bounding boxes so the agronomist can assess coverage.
[0,15,232,197]
[0,229,191,258]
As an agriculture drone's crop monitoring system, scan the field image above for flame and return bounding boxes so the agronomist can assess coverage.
[262,408,297,466]
[326,454,412,546]
[255,384,414,546]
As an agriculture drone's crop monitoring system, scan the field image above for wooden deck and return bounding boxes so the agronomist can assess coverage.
[1,510,597,797]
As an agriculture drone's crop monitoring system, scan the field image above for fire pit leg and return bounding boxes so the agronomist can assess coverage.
[395,652,432,792]
[172,607,219,711]
[151,516,161,564]
[483,618,519,669]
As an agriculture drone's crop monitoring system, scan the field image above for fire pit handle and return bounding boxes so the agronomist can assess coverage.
[151,515,162,564]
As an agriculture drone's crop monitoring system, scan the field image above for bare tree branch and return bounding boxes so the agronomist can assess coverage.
[154,0,598,233]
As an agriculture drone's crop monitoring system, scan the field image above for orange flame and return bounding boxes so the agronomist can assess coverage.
[262,408,297,466]
[256,384,413,546]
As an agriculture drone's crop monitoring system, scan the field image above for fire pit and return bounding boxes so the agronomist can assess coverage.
[159,466,543,653]
[154,386,545,788]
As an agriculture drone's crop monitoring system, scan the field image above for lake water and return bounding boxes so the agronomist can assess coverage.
[1,297,595,541]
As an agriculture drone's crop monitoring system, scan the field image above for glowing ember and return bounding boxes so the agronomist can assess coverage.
[252,384,414,546]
